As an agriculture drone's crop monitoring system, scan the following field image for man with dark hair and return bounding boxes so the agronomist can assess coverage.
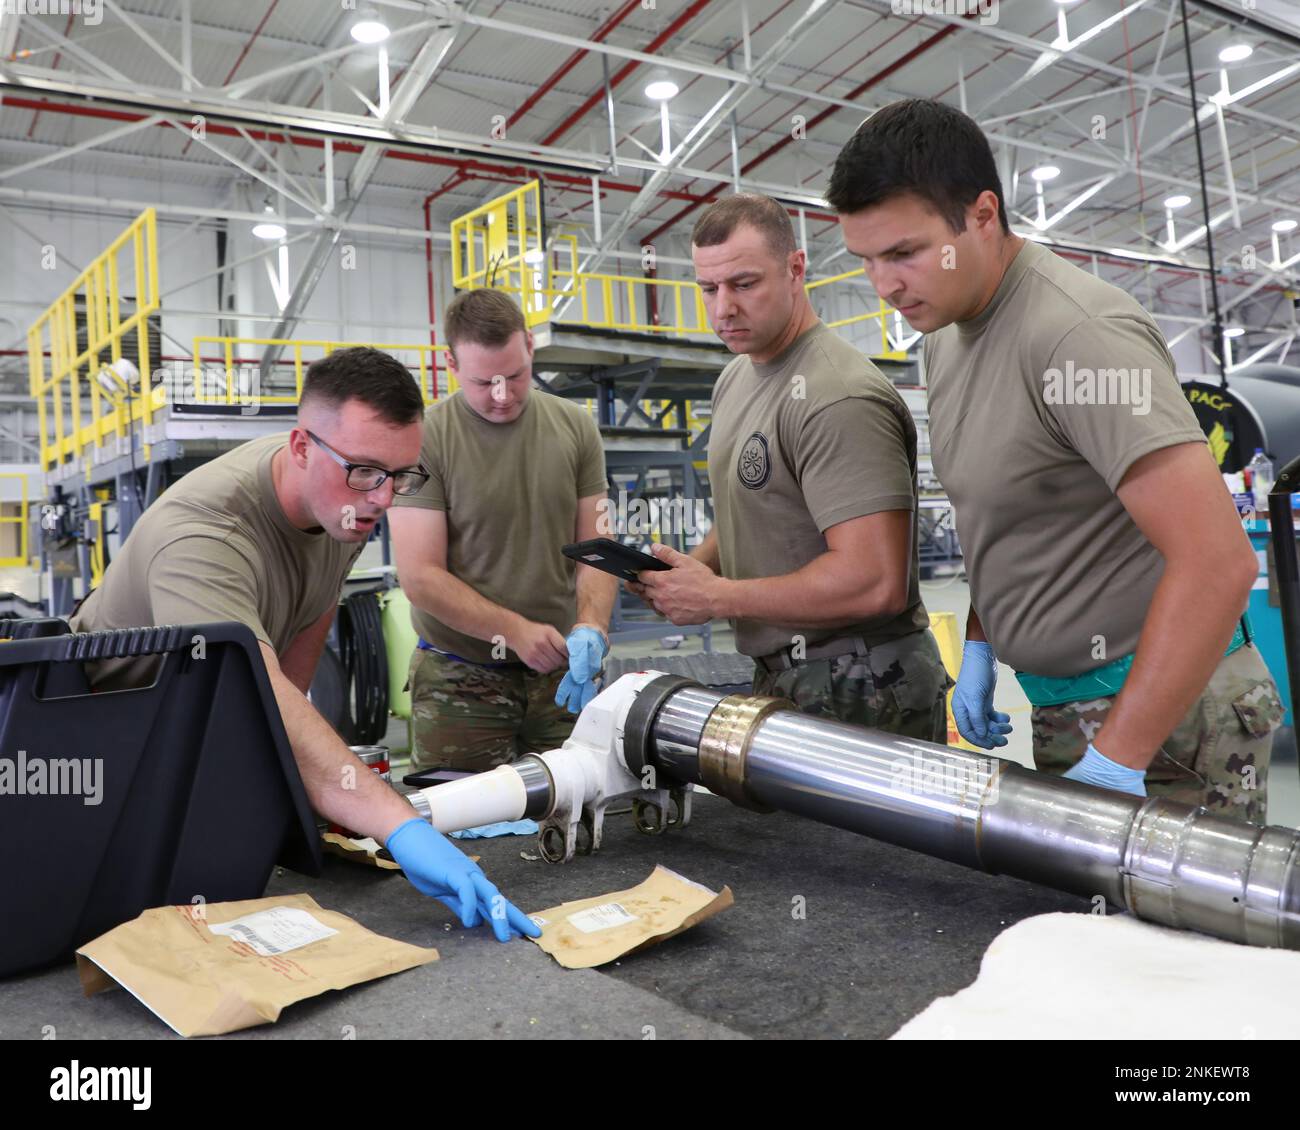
[389,290,616,772]
[71,346,540,943]
[634,193,951,741]
[827,98,1011,238]
[299,342,432,422]
[828,99,1280,816]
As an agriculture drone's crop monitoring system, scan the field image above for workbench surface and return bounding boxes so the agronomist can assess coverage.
[1,793,1084,1040]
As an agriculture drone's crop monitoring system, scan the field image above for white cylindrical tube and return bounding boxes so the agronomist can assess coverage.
[413,765,527,833]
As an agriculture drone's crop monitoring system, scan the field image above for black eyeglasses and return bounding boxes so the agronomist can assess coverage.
[306,431,430,496]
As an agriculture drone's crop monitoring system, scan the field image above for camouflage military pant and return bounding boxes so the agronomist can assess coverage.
[751,629,953,743]
[407,648,576,773]
[1031,644,1281,823]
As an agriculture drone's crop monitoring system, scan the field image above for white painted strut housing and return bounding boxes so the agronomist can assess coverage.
[410,671,675,858]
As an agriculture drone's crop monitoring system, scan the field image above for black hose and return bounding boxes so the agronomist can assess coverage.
[1179,0,1227,384]
[336,588,389,745]
[309,645,348,733]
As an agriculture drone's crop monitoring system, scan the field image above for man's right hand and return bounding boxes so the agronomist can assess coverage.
[508,618,569,673]
[624,536,716,611]
[556,625,609,714]
[952,640,1013,749]
[385,818,541,942]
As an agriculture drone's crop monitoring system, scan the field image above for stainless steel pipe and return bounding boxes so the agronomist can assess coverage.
[630,675,1300,950]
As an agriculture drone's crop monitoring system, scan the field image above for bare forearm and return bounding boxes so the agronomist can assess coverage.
[406,566,524,645]
[1096,560,1252,768]
[268,667,416,841]
[966,607,987,643]
[575,564,617,632]
[716,551,906,630]
[280,656,318,696]
[279,626,330,694]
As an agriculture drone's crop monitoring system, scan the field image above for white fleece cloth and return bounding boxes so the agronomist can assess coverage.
[891,911,1300,1039]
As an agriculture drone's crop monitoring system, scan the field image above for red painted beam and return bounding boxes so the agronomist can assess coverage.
[640,21,960,245]
[507,1,641,131]
[2,94,741,207]
[540,0,715,147]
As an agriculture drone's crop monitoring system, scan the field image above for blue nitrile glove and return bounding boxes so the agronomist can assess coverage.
[385,818,541,942]
[555,626,609,714]
[450,819,539,840]
[1062,742,1147,797]
[951,640,1013,748]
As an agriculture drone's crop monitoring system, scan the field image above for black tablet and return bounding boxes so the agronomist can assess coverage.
[562,537,672,581]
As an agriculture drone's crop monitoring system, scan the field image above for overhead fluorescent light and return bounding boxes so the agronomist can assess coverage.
[644,80,679,102]
[350,11,390,44]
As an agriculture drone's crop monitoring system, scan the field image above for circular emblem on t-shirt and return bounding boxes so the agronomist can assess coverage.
[737,431,771,490]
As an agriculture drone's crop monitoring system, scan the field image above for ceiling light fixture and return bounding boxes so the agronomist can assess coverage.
[644,79,679,102]
[1218,43,1253,63]
[350,10,390,44]
[252,206,286,240]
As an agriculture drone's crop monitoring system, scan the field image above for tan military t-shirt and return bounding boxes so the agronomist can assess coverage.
[392,390,608,664]
[708,321,930,658]
[70,432,363,689]
[924,239,1209,678]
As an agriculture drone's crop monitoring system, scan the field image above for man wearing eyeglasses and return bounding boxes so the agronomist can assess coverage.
[70,346,541,944]
[388,288,617,773]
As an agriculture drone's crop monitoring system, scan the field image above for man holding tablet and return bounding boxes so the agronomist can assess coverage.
[635,194,950,742]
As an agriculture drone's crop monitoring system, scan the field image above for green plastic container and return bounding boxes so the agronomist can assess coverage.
[379,587,419,720]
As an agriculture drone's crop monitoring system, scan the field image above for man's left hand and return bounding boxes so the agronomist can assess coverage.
[637,543,725,626]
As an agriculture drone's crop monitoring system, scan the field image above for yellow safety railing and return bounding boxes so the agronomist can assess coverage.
[448,184,903,355]
[806,268,906,361]
[450,186,712,336]
[450,179,548,327]
[24,205,900,486]
[190,338,456,404]
[28,208,161,474]
[0,474,30,569]
[87,498,105,587]
[545,234,711,336]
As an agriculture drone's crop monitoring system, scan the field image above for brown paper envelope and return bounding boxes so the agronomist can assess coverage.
[528,865,733,970]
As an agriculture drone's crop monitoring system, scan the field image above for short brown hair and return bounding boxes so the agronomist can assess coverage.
[300,346,423,425]
[691,193,797,259]
[444,288,527,352]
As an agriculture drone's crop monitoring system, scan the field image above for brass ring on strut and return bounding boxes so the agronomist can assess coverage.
[697,694,793,813]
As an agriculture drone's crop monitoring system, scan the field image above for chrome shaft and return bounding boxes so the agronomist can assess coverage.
[630,676,1300,950]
